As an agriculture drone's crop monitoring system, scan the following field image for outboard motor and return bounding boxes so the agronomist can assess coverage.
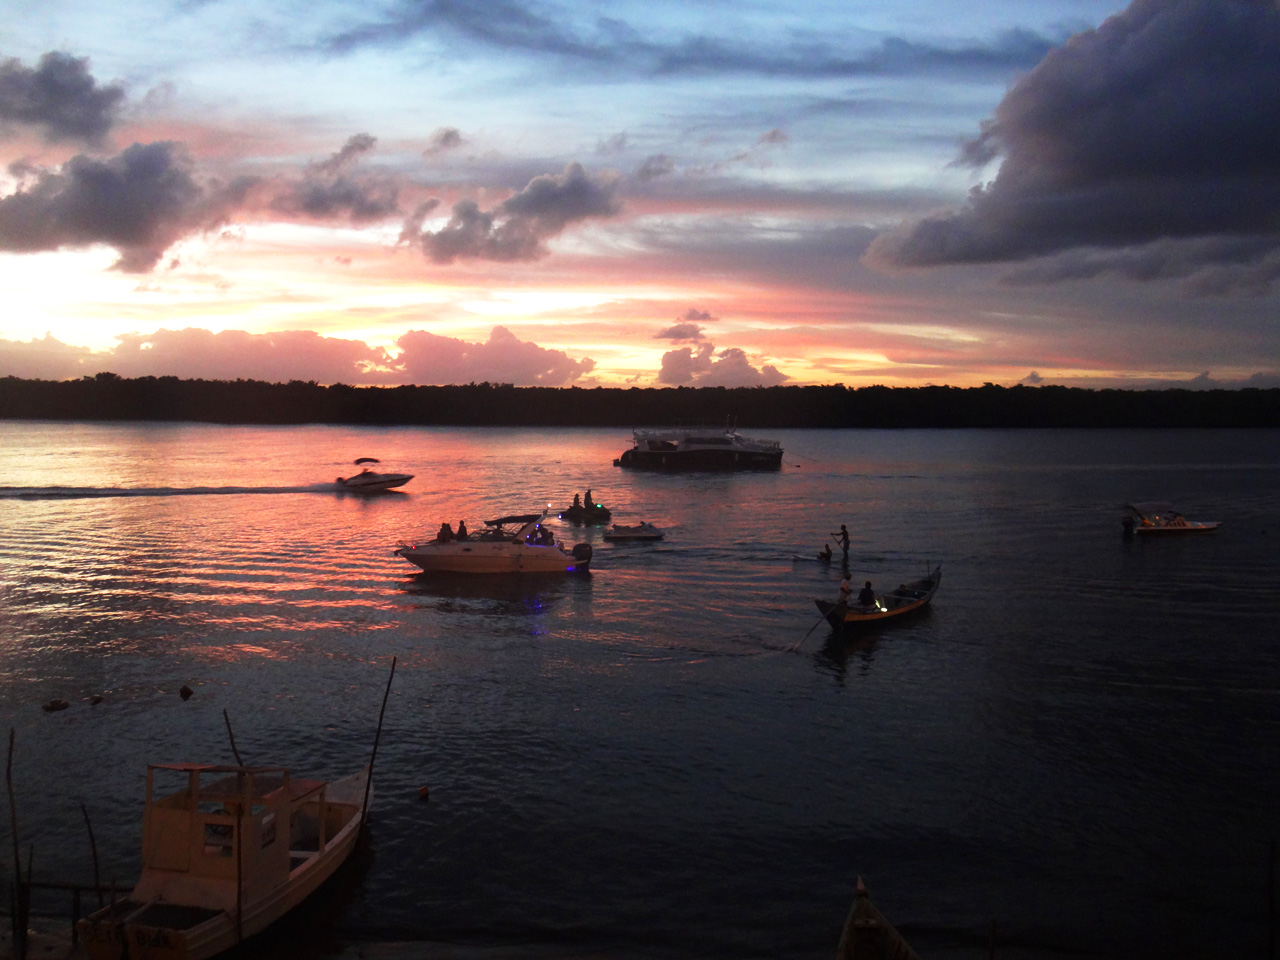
[571,542,593,570]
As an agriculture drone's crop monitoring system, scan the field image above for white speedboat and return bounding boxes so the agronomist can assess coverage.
[395,514,592,574]
[336,457,413,492]
[603,522,664,542]
[614,426,783,469]
[1122,502,1220,535]
[79,762,369,960]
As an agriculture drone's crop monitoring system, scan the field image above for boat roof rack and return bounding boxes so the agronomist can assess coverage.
[485,513,543,526]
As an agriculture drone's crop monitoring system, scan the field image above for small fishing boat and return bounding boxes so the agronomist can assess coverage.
[835,877,921,960]
[603,522,664,542]
[558,501,613,524]
[395,513,592,574]
[614,426,783,470]
[336,458,413,492]
[815,565,941,628]
[78,762,370,960]
[1122,501,1220,535]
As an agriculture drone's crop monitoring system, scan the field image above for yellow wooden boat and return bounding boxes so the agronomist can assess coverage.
[78,762,369,960]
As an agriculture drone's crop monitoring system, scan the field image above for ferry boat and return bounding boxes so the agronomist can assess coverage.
[614,426,783,470]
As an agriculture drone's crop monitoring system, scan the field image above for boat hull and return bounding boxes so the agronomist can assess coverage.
[396,540,592,574]
[815,566,941,628]
[617,448,782,469]
[1132,521,1220,534]
[80,769,370,960]
[337,472,413,492]
[603,523,664,541]
[559,505,613,524]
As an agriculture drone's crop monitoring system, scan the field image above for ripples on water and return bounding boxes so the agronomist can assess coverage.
[2,422,1279,959]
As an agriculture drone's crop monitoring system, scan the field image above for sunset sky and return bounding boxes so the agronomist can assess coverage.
[2,0,1278,390]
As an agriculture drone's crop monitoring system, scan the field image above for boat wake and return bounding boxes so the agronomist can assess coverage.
[0,483,341,500]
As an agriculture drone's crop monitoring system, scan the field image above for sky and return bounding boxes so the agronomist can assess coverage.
[2,0,1278,390]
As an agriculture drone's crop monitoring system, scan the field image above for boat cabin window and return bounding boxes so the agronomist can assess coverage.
[203,822,235,857]
[688,437,731,445]
[646,440,678,451]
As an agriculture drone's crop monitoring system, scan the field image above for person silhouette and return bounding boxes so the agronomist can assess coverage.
[857,581,876,608]
[831,524,850,559]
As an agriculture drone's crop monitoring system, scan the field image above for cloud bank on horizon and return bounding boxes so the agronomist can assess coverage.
[1,0,1277,390]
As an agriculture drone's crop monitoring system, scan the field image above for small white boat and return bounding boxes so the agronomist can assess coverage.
[1123,501,1220,535]
[603,522,664,542]
[815,566,941,629]
[336,457,413,492]
[79,762,370,960]
[395,513,592,574]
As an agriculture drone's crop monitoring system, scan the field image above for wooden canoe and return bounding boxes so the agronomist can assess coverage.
[815,565,941,628]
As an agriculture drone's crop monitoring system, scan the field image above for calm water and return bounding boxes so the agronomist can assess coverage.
[1,422,1278,959]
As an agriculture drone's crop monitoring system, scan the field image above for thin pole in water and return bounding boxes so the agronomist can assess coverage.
[362,657,397,832]
[80,802,103,908]
[223,710,245,767]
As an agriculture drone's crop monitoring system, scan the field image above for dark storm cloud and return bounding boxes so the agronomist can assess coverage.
[1002,236,1280,296]
[327,0,604,59]
[636,154,675,181]
[0,141,253,272]
[650,28,1058,78]
[394,325,595,385]
[401,162,619,263]
[654,322,703,341]
[322,2,1057,80]
[424,127,464,156]
[869,0,1280,291]
[0,52,124,146]
[655,307,715,340]
[271,134,400,223]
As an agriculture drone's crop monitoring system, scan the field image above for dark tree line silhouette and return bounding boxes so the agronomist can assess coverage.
[1,373,1278,428]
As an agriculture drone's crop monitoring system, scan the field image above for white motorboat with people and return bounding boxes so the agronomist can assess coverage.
[815,565,941,629]
[614,425,783,469]
[78,762,370,960]
[603,521,665,542]
[395,513,593,574]
[336,457,413,492]
[1122,501,1220,535]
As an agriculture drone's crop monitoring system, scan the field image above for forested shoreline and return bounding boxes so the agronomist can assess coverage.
[2,373,1278,428]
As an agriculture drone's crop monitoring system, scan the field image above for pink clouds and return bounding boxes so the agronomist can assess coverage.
[0,329,384,382]
[393,326,595,385]
[0,325,600,386]
[658,342,789,387]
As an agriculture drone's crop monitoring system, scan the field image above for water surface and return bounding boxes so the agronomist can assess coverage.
[1,422,1278,959]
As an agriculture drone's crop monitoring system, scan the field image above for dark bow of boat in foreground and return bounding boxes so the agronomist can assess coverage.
[836,877,921,960]
[815,565,941,629]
